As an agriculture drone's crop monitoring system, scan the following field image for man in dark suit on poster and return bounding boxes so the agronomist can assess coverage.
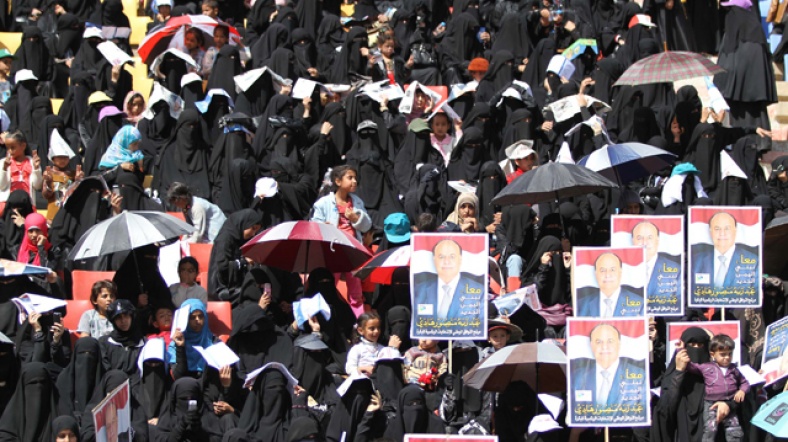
[570,324,648,421]
[576,252,644,317]
[631,221,681,301]
[691,212,758,294]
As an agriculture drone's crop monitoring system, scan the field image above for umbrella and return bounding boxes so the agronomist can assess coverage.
[563,38,598,60]
[241,221,373,273]
[764,216,788,277]
[491,162,619,206]
[614,51,725,86]
[68,211,195,261]
[577,142,677,185]
[463,341,567,392]
[138,15,242,64]
[752,390,788,437]
[0,259,51,277]
[353,246,410,284]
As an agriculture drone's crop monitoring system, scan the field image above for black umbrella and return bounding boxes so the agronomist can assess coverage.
[491,162,619,206]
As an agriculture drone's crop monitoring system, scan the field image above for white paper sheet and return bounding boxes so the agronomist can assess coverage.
[244,362,299,389]
[194,342,240,369]
[12,293,67,317]
[738,364,766,385]
[171,305,190,339]
[97,41,134,67]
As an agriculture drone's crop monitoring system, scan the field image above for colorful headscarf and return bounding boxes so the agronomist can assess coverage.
[167,299,214,373]
[16,212,49,266]
[99,125,143,169]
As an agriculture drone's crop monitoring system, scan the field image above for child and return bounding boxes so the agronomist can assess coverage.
[42,132,82,210]
[166,182,227,244]
[370,33,408,85]
[0,131,43,206]
[404,339,447,384]
[169,256,208,307]
[201,0,219,18]
[430,112,462,167]
[147,304,174,346]
[345,312,400,377]
[685,334,749,442]
[77,280,118,339]
[0,49,13,104]
[482,319,522,358]
[311,165,371,317]
[170,299,217,379]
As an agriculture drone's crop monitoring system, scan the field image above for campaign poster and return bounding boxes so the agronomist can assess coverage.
[688,207,761,307]
[567,317,650,427]
[573,247,646,317]
[667,321,741,367]
[92,380,131,442]
[410,233,488,340]
[404,436,498,442]
[762,316,788,386]
[611,216,684,316]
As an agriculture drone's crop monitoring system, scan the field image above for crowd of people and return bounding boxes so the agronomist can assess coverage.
[0,0,784,440]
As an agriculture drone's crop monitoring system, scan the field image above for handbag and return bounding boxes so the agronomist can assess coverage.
[410,44,436,67]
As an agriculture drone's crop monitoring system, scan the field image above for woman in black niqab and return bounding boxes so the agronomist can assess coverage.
[237,369,292,442]
[218,159,259,215]
[384,306,412,353]
[251,23,291,69]
[476,161,506,228]
[11,26,53,83]
[447,127,488,183]
[291,28,320,80]
[325,378,375,442]
[0,190,34,260]
[304,267,354,369]
[316,14,344,73]
[55,337,105,422]
[0,340,19,418]
[83,109,124,176]
[291,334,337,406]
[286,417,321,442]
[156,377,219,442]
[207,45,242,101]
[403,164,445,225]
[208,209,262,303]
[138,100,177,158]
[588,58,624,105]
[495,381,539,442]
[327,26,369,84]
[475,51,515,105]
[154,108,211,203]
[651,327,711,442]
[523,235,569,307]
[140,352,169,422]
[383,384,435,440]
[0,362,57,442]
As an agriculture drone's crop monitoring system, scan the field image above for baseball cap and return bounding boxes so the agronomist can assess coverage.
[383,212,411,244]
[0,49,14,60]
[408,118,431,133]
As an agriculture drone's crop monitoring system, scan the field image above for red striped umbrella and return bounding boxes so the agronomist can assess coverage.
[241,221,372,273]
[352,246,411,284]
[613,51,724,86]
[138,15,242,64]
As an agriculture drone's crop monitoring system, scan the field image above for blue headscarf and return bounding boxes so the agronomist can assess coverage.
[167,299,214,373]
[99,125,144,169]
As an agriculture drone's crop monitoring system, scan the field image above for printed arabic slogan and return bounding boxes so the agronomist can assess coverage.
[611,215,684,316]
[573,246,646,317]
[688,207,762,308]
[567,317,651,427]
[667,321,742,368]
[762,315,788,386]
[410,233,488,340]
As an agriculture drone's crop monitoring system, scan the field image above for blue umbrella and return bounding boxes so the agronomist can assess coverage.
[577,142,677,185]
[753,390,788,437]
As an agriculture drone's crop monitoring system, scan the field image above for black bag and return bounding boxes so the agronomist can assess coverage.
[410,43,436,67]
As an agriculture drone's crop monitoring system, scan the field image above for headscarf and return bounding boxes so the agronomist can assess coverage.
[218,159,259,215]
[0,190,34,260]
[286,417,321,442]
[327,27,368,83]
[476,161,507,227]
[404,164,443,225]
[291,28,318,78]
[16,212,49,266]
[99,125,143,169]
[155,109,211,201]
[100,0,130,27]
[51,416,80,441]
[251,23,291,68]
[11,27,51,82]
[56,337,105,420]
[384,384,430,440]
[107,299,144,347]
[140,343,169,420]
[385,306,412,353]
[167,299,214,373]
[447,127,487,183]
[325,377,373,442]
[523,235,568,306]
[0,362,57,442]
[156,377,220,440]
[207,45,242,100]
[208,209,262,298]
[445,192,480,227]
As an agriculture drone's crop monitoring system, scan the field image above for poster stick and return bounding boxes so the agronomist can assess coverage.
[605,426,610,442]
[721,307,725,320]
[448,340,453,373]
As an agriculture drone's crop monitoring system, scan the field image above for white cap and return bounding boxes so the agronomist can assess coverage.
[505,140,536,160]
[14,69,37,83]
[83,27,104,39]
[157,0,173,6]
[48,130,76,161]
[255,177,278,198]
[528,414,562,435]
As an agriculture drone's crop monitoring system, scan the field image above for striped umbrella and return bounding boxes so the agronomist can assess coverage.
[241,221,372,273]
[463,341,567,392]
[614,51,724,86]
[577,142,677,185]
[68,211,195,261]
[138,15,242,64]
[353,246,411,284]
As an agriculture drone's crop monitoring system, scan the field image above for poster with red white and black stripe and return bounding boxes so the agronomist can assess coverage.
[611,216,684,316]
[572,247,646,317]
[688,207,761,308]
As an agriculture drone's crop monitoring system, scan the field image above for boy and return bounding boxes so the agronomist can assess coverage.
[201,0,219,18]
[169,256,208,307]
[404,339,447,384]
[686,334,749,442]
[482,319,522,358]
[147,304,174,346]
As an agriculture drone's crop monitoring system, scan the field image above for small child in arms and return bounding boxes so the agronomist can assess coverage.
[685,334,749,442]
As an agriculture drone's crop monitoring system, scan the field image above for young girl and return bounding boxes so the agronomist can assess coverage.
[16,212,51,267]
[430,112,462,167]
[123,91,146,125]
[345,312,401,377]
[99,125,144,173]
[41,131,82,211]
[170,299,218,379]
[169,256,208,307]
[370,33,408,85]
[77,280,117,339]
[0,131,42,206]
[311,165,372,316]
[183,27,206,76]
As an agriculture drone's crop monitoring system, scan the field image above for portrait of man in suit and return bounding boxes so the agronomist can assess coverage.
[631,221,680,302]
[413,239,485,321]
[576,252,644,317]
[570,324,647,409]
[691,211,759,292]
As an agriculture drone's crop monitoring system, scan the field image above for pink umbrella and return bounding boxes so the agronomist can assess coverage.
[241,221,373,273]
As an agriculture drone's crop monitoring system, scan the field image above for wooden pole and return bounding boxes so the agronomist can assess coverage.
[605,426,610,442]
[449,340,453,373]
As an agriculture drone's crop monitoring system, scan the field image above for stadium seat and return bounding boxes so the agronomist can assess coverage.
[167,211,186,222]
[50,98,63,115]
[71,270,116,301]
[64,299,93,345]
[188,243,213,275]
[130,16,152,47]
[206,301,231,342]
[198,271,209,293]
[0,33,21,55]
